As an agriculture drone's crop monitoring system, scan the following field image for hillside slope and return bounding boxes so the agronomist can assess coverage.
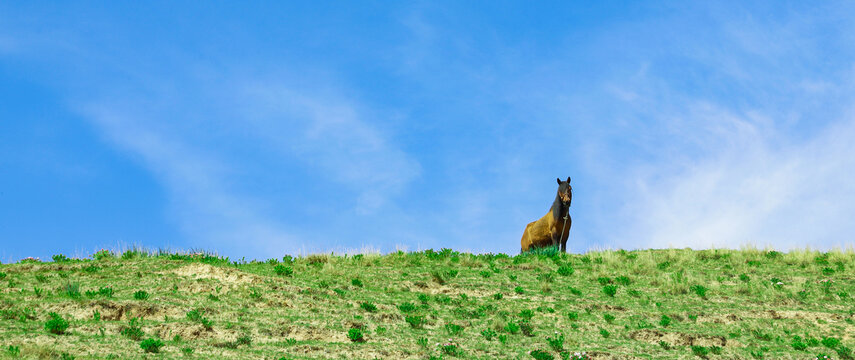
[0,247,853,359]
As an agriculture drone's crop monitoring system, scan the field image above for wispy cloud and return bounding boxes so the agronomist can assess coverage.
[80,102,301,257]
[237,82,422,214]
[75,70,423,257]
[617,103,855,251]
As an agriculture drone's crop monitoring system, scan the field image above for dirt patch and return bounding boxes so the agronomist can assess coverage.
[398,280,496,299]
[630,329,730,347]
[279,325,345,342]
[43,300,185,321]
[585,351,648,360]
[760,309,848,322]
[152,322,210,340]
[585,304,627,312]
[166,263,262,287]
[697,313,742,324]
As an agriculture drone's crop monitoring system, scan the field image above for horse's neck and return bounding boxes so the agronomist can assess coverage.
[550,194,567,221]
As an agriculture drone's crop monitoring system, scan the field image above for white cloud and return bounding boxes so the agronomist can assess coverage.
[617,104,855,251]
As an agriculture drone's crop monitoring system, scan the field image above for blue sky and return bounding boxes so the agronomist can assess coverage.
[2,2,855,261]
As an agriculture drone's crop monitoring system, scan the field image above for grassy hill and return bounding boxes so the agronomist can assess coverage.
[0,247,853,360]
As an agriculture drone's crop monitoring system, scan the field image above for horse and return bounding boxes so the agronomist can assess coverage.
[520,177,572,253]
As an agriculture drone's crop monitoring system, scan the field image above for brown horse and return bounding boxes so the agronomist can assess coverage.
[521,177,572,253]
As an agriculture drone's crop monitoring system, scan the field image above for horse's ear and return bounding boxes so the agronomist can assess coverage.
[567,177,571,183]
[556,177,561,185]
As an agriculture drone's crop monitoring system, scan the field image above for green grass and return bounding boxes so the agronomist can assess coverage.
[0,246,853,359]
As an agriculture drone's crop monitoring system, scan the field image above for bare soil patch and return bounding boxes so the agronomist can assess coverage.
[630,329,730,347]
[166,263,262,287]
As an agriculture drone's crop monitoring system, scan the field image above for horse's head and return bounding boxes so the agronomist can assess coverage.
[556,177,572,206]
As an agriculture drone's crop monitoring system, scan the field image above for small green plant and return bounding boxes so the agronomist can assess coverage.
[52,254,70,262]
[691,345,709,357]
[60,353,74,360]
[615,276,631,285]
[417,293,430,303]
[481,328,497,340]
[236,335,252,346]
[445,323,464,335]
[45,312,69,335]
[599,328,610,338]
[93,311,100,321]
[546,331,565,351]
[133,290,149,300]
[504,321,520,334]
[493,292,504,300]
[93,249,114,260]
[602,285,617,297]
[186,309,213,330]
[121,318,145,340]
[430,270,448,285]
[98,286,114,298]
[347,328,365,342]
[440,340,461,356]
[360,302,377,312]
[479,270,492,278]
[520,309,535,320]
[557,265,574,276]
[519,319,535,336]
[7,345,20,356]
[351,278,364,287]
[181,347,195,356]
[690,284,708,298]
[249,288,262,300]
[274,264,293,276]
[791,336,808,351]
[435,294,451,304]
[569,287,582,296]
[659,341,671,350]
[597,277,612,285]
[515,286,525,294]
[140,338,164,353]
[498,334,508,344]
[397,302,416,313]
[417,337,429,348]
[537,272,554,283]
[837,345,853,359]
[821,337,841,349]
[567,311,579,321]
[405,315,425,329]
[660,315,671,327]
[603,313,615,324]
[64,283,81,298]
[530,349,554,360]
